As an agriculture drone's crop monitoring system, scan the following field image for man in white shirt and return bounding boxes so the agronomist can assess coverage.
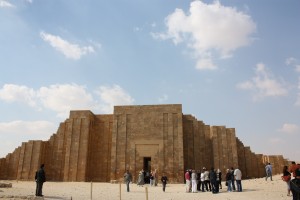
[234,167,242,192]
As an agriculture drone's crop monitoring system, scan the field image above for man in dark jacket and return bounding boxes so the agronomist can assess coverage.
[35,164,46,197]
[290,168,300,200]
[209,167,218,194]
[123,170,132,192]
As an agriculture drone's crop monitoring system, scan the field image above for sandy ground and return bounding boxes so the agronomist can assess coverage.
[0,175,293,200]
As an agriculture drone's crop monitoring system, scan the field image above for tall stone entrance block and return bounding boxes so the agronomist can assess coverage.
[0,104,291,182]
[110,104,184,183]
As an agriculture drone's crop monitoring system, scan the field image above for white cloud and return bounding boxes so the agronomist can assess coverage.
[38,84,96,118]
[237,63,288,101]
[0,120,56,158]
[286,57,297,66]
[0,84,37,107]
[278,123,300,134]
[94,85,135,113]
[0,0,14,7]
[0,120,56,136]
[158,94,168,103]
[0,83,135,118]
[286,57,300,73]
[152,0,256,70]
[40,31,95,60]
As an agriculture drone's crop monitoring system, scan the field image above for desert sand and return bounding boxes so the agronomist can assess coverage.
[0,175,293,200]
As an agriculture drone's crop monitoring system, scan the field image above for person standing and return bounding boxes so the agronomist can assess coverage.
[161,173,168,192]
[149,171,154,186]
[225,169,232,192]
[200,169,206,192]
[123,170,132,192]
[209,167,218,194]
[265,163,273,181]
[185,170,191,192]
[35,164,46,197]
[203,167,211,191]
[191,170,197,193]
[216,169,222,190]
[234,167,242,192]
[230,167,236,191]
[153,169,158,186]
[137,170,145,187]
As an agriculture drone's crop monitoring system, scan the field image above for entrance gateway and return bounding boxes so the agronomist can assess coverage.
[143,157,151,183]
[143,157,151,172]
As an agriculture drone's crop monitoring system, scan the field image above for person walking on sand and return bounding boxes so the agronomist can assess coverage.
[161,173,168,192]
[265,163,273,181]
[282,166,291,196]
[35,164,46,197]
[123,170,132,192]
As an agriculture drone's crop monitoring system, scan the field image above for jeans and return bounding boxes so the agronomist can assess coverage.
[231,178,236,190]
[265,172,273,181]
[126,181,130,192]
[227,180,232,191]
[236,180,242,192]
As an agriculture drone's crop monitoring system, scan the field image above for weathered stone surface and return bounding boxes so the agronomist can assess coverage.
[0,104,291,182]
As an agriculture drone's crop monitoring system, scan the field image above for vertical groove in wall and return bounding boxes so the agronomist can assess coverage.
[75,118,82,181]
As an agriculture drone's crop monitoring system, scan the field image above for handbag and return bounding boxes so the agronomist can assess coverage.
[281,175,291,182]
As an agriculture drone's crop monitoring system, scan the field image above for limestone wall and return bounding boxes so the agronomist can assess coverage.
[0,104,292,182]
[86,114,113,182]
[111,104,184,183]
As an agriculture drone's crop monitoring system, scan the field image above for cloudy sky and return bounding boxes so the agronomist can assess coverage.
[0,0,299,161]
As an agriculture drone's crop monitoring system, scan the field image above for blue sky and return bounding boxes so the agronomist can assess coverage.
[0,0,299,162]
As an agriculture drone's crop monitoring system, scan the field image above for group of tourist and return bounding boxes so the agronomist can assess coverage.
[124,169,160,192]
[184,166,242,194]
[281,161,300,199]
[32,161,300,199]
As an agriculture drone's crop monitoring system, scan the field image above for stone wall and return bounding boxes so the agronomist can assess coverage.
[0,104,292,182]
[110,104,184,183]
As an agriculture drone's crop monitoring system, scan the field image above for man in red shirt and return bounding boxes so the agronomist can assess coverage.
[289,161,300,178]
[185,170,191,192]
